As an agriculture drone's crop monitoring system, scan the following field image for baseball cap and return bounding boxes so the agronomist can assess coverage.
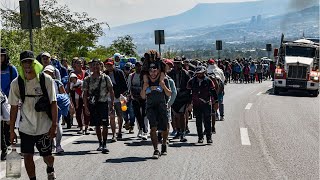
[70,73,77,79]
[20,50,35,62]
[208,59,215,64]
[195,66,206,74]
[149,62,159,70]
[164,59,174,67]
[105,58,114,65]
[42,52,51,58]
[43,65,55,73]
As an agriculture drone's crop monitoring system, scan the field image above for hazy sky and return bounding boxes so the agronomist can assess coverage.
[1,0,258,27]
[60,0,258,27]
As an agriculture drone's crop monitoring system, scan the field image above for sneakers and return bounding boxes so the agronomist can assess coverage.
[129,127,134,134]
[56,146,64,154]
[117,133,122,140]
[220,116,224,121]
[212,127,216,134]
[152,150,160,159]
[180,133,187,142]
[124,122,130,130]
[161,145,167,155]
[111,136,117,143]
[173,132,180,139]
[47,172,56,180]
[185,127,190,134]
[198,138,204,143]
[102,144,109,154]
[137,130,142,138]
[207,139,213,144]
[170,130,177,137]
[97,143,103,151]
[77,130,83,135]
[84,130,90,135]
[141,133,148,140]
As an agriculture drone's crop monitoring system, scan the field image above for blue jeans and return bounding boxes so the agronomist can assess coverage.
[124,100,135,126]
[218,94,224,117]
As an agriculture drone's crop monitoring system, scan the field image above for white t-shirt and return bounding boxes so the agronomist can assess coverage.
[8,74,57,136]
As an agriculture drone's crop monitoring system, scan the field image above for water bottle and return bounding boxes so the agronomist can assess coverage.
[120,95,127,112]
[6,148,21,178]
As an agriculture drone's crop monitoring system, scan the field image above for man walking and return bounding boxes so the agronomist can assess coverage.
[83,59,114,154]
[187,66,218,143]
[104,59,128,141]
[1,47,18,160]
[9,50,58,180]
[141,62,172,159]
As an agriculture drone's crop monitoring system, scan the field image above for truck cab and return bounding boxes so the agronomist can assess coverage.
[273,37,320,97]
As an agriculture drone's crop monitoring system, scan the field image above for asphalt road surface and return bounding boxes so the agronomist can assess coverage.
[1,80,319,180]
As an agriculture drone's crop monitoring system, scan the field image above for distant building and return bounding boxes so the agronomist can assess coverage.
[257,15,262,24]
[250,16,256,24]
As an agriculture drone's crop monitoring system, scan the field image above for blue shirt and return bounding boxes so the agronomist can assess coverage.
[1,65,18,97]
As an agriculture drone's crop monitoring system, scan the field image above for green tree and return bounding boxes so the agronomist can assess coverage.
[110,35,138,57]
[0,0,108,66]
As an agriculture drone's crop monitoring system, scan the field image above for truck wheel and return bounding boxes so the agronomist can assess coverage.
[274,87,280,95]
[311,90,319,97]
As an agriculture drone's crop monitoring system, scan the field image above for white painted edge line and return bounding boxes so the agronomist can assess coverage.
[257,92,262,96]
[240,128,251,145]
[245,103,253,110]
[0,135,83,179]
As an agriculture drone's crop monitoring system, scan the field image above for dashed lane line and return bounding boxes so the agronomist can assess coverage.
[240,128,251,146]
[245,103,253,110]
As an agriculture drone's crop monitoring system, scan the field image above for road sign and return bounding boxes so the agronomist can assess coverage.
[155,30,165,45]
[216,40,222,50]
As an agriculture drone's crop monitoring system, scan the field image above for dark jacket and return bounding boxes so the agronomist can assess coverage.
[168,69,191,112]
[105,68,128,99]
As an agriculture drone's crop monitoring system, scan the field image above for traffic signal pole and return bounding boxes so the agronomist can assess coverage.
[28,0,33,51]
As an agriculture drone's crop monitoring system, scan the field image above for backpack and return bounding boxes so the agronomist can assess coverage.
[18,73,52,120]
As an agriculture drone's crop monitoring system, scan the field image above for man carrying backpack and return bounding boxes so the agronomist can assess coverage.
[187,66,218,143]
[1,47,18,161]
[8,50,58,180]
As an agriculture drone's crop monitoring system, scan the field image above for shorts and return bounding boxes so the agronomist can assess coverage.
[19,131,53,157]
[146,101,168,131]
[108,101,122,117]
[89,102,109,127]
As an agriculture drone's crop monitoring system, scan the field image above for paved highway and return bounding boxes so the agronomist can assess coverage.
[1,80,319,180]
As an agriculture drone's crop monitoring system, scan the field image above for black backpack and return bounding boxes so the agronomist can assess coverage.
[18,72,52,120]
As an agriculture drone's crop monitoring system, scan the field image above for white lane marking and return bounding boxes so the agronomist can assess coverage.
[245,103,253,110]
[268,85,273,88]
[0,135,83,179]
[240,128,251,145]
[257,92,262,96]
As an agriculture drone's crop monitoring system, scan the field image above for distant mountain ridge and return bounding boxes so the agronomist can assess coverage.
[99,0,319,47]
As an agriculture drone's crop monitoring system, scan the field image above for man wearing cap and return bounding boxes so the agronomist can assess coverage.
[187,66,218,143]
[8,50,58,179]
[104,58,128,141]
[1,47,18,161]
[168,56,191,142]
[41,52,61,81]
[123,62,135,133]
[141,62,172,159]
[128,61,148,140]
[83,59,114,153]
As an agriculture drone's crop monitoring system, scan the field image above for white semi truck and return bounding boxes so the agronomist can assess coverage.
[273,35,319,97]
